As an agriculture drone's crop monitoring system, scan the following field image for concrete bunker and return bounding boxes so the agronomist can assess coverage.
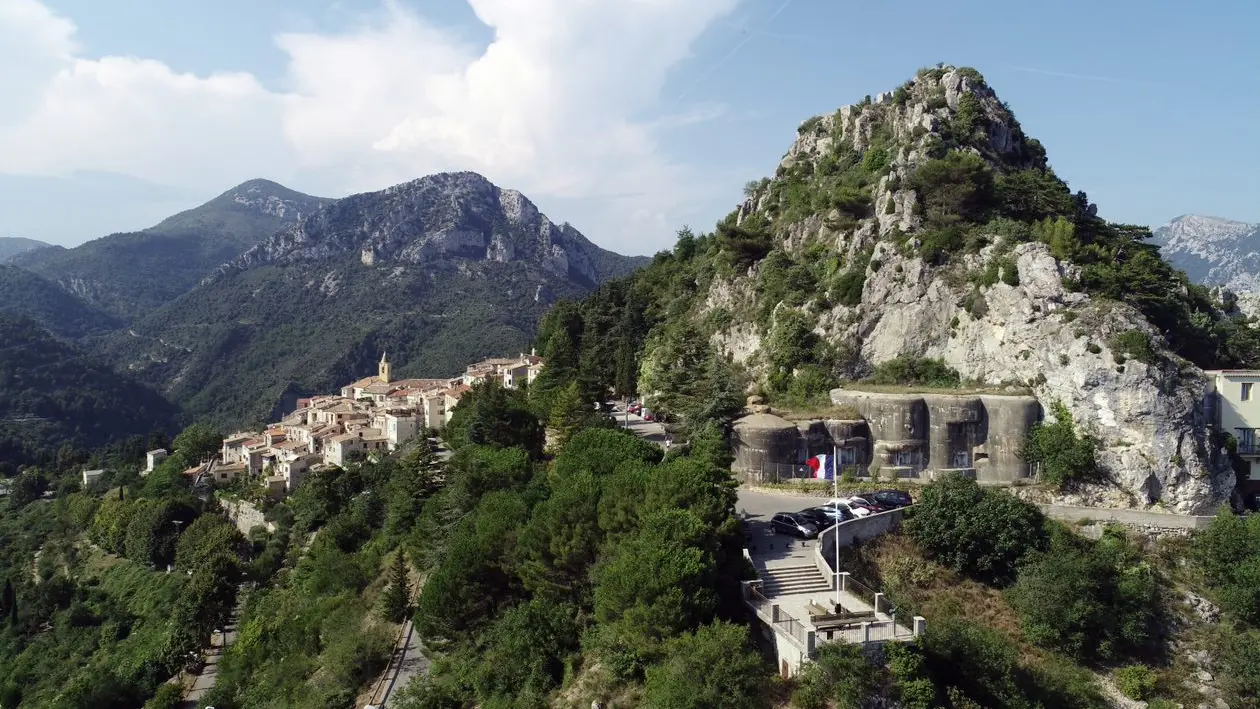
[730,389,1042,483]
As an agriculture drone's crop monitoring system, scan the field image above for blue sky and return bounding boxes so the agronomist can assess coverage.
[1,0,1257,254]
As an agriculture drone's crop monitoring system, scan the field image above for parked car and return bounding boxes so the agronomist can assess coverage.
[628,403,642,414]
[800,506,850,528]
[642,411,654,421]
[848,496,892,513]
[770,512,820,539]
[825,498,872,518]
[868,489,914,509]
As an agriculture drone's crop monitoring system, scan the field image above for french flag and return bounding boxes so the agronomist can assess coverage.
[806,453,834,480]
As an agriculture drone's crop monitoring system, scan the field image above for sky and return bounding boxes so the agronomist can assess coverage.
[0,0,1257,255]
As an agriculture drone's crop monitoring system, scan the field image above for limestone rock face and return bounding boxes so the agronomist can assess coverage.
[215,172,644,286]
[855,241,1227,512]
[704,66,1233,513]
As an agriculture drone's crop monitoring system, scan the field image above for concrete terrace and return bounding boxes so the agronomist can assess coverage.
[738,491,921,675]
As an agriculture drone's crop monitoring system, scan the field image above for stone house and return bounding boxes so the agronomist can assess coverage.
[326,429,389,466]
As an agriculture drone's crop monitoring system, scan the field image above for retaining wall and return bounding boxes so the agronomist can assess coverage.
[220,497,276,535]
[1039,504,1214,533]
[817,507,909,560]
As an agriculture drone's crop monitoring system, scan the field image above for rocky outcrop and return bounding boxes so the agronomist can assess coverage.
[707,66,1233,513]
[213,172,646,287]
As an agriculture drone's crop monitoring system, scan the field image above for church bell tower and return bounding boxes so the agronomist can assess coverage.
[378,351,392,384]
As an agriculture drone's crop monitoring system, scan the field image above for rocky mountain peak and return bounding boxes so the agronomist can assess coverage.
[1152,214,1260,293]
[213,172,643,286]
[694,65,1238,513]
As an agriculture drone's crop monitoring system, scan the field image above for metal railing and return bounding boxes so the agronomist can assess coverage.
[747,461,924,483]
[774,613,809,646]
[747,583,773,617]
[813,619,908,647]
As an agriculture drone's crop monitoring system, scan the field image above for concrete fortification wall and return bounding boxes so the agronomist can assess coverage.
[730,389,1042,483]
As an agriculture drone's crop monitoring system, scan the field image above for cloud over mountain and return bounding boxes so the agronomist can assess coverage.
[0,0,739,253]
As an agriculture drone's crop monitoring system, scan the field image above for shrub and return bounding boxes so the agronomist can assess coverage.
[642,621,765,709]
[798,116,823,134]
[792,642,881,709]
[834,270,866,306]
[1113,665,1158,700]
[1007,529,1158,662]
[830,185,872,218]
[869,356,961,388]
[1111,329,1157,365]
[1023,401,1099,489]
[918,226,967,265]
[905,473,1048,585]
[908,150,996,230]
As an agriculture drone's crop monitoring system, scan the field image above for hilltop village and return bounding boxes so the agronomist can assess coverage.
[157,352,543,497]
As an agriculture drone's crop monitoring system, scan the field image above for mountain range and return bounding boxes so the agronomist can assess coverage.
[11,179,334,321]
[1,172,648,439]
[0,237,51,263]
[1152,214,1260,293]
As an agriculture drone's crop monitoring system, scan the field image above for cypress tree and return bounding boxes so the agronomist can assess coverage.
[381,550,411,623]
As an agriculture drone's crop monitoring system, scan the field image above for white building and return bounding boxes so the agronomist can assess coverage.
[1205,369,1260,496]
[82,469,105,487]
[144,449,168,475]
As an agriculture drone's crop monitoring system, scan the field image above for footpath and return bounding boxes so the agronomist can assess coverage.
[181,585,246,707]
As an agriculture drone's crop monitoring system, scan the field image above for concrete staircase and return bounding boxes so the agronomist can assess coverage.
[761,564,832,596]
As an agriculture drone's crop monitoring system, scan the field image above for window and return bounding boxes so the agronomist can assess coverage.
[1244,383,1253,401]
[952,450,971,468]
[838,447,857,465]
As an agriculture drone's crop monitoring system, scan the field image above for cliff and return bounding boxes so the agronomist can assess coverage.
[651,66,1245,513]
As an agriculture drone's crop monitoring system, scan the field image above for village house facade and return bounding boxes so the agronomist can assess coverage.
[213,351,544,497]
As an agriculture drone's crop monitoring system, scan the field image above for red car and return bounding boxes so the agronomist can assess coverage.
[642,411,653,421]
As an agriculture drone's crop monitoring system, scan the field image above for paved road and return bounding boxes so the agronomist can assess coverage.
[374,618,429,707]
[608,403,668,447]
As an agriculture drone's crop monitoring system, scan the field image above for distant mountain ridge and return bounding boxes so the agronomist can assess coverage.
[13,179,333,320]
[1152,214,1260,292]
[0,265,121,339]
[0,236,52,263]
[101,172,649,427]
[213,172,647,287]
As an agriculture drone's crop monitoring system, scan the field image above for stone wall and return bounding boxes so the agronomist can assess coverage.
[1040,504,1213,536]
[220,497,275,535]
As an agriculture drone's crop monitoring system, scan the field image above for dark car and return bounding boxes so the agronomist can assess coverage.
[770,512,820,539]
[800,506,850,528]
[868,489,914,509]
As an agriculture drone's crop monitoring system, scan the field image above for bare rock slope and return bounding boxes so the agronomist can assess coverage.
[700,66,1235,513]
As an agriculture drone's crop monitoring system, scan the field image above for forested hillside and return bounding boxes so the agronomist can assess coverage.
[101,172,648,428]
[0,265,121,339]
[0,314,178,471]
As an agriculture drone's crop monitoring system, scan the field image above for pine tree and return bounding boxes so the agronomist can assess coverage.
[382,549,411,623]
[1,578,14,626]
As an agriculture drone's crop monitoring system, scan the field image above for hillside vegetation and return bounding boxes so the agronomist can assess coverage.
[0,314,178,471]
[537,64,1254,512]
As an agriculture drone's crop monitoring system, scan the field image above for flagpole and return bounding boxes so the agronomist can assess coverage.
[833,442,839,609]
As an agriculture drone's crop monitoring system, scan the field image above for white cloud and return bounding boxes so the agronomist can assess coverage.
[0,0,741,252]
